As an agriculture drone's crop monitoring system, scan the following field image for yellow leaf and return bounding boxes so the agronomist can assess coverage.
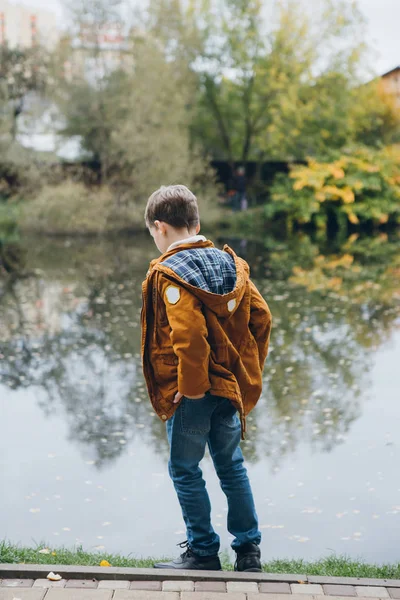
[325,254,354,269]
[348,212,359,225]
[342,188,355,204]
[52,552,57,556]
[327,277,342,289]
[379,214,389,224]
[347,233,359,244]
[329,166,345,179]
[293,180,306,191]
[100,560,111,567]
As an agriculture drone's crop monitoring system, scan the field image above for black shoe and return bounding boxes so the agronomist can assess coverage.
[154,541,221,570]
[234,542,262,572]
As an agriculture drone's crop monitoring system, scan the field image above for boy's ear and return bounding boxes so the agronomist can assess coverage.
[155,220,167,235]
[195,222,201,234]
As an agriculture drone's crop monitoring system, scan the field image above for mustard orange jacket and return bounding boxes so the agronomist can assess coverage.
[141,240,272,435]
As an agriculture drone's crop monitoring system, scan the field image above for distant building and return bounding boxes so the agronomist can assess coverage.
[0,0,58,49]
[65,22,133,83]
[381,66,400,106]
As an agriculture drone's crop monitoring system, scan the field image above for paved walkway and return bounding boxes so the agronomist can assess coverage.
[1,565,399,600]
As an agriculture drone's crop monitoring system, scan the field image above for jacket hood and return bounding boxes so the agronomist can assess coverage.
[150,240,250,319]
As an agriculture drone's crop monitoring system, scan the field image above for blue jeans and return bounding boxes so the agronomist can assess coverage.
[166,393,261,557]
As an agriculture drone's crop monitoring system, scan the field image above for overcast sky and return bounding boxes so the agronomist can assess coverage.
[5,0,399,75]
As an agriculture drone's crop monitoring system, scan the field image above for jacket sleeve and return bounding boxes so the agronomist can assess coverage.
[159,276,211,398]
[249,280,272,370]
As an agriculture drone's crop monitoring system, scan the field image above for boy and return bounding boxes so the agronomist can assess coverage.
[141,185,272,572]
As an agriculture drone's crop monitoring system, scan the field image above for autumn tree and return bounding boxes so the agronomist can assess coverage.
[0,45,49,140]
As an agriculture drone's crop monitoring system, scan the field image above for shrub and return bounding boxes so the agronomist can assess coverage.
[19,182,118,234]
[269,145,400,229]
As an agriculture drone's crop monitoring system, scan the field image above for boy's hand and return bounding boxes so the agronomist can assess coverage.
[173,391,205,403]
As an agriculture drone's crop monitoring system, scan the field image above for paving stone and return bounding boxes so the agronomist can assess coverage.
[249,595,315,600]
[46,590,112,600]
[194,581,227,592]
[65,580,98,589]
[130,581,162,591]
[114,592,179,600]
[356,588,389,598]
[98,580,130,589]
[0,580,34,588]
[260,582,291,594]
[389,590,400,599]
[0,590,46,600]
[182,593,246,600]
[292,584,324,595]
[162,580,194,592]
[337,597,386,600]
[227,581,259,593]
[324,585,356,596]
[33,579,67,588]
[310,579,400,589]
[327,597,383,600]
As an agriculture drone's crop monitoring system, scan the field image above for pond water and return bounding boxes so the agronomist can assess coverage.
[1,231,400,563]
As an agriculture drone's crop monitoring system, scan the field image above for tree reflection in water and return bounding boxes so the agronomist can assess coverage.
[0,232,399,469]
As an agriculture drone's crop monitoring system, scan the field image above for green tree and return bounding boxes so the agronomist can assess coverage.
[188,0,370,164]
[0,45,49,139]
[56,0,219,215]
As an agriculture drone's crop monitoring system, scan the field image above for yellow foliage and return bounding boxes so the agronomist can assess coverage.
[292,266,306,276]
[347,233,360,244]
[342,187,355,204]
[293,180,307,191]
[365,164,380,173]
[322,185,342,199]
[324,254,354,269]
[348,212,359,225]
[327,277,343,289]
[315,191,326,202]
[329,165,345,179]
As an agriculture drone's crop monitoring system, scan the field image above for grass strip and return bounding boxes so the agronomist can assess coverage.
[1,541,400,579]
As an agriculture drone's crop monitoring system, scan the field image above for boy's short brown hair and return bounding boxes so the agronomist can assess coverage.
[145,185,200,230]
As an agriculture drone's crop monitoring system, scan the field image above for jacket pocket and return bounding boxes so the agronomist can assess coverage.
[210,343,229,366]
[154,352,178,390]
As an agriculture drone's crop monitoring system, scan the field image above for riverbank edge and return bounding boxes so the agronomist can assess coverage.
[1,563,400,587]
[1,545,400,582]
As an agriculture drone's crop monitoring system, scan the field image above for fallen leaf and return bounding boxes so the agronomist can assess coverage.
[38,548,50,554]
[47,572,62,581]
[100,560,111,567]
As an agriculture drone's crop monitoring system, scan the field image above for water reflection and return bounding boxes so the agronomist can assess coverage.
[1,232,400,560]
[1,232,399,472]
[0,235,400,557]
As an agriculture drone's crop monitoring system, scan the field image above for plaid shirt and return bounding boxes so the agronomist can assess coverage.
[161,247,236,295]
